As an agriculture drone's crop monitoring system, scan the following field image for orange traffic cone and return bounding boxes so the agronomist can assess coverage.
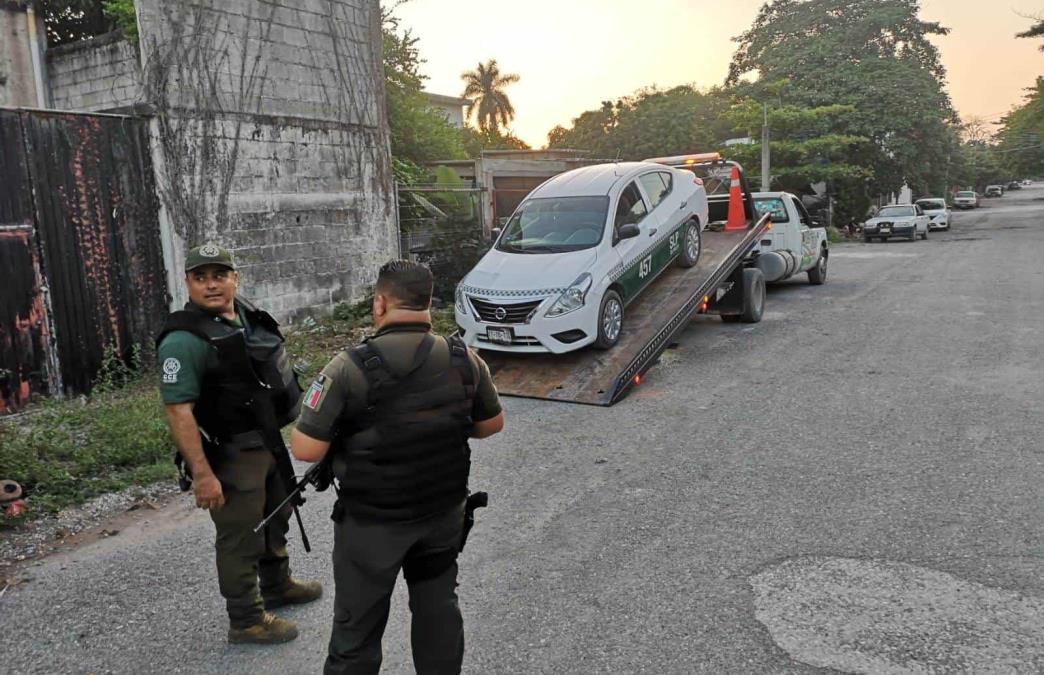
[724,165,746,231]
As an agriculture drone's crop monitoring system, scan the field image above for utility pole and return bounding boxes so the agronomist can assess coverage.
[761,103,771,192]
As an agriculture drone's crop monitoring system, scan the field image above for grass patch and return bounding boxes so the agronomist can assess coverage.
[826,226,846,244]
[1,302,460,523]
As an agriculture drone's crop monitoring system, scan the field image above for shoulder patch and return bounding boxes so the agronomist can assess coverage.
[303,374,328,410]
[162,357,181,384]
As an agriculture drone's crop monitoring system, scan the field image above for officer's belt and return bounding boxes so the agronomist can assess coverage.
[206,429,268,452]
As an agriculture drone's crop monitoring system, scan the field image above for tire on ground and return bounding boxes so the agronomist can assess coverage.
[808,246,828,285]
[740,267,766,323]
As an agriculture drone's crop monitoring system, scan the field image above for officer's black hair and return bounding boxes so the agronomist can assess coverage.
[376,260,433,311]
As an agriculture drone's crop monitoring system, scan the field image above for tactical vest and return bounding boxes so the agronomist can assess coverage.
[334,330,476,522]
[155,298,302,441]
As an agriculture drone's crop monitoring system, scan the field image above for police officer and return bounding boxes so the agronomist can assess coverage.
[292,260,504,674]
[157,244,322,645]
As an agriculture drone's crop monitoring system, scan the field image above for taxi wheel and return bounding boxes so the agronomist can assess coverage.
[676,220,702,268]
[594,290,624,350]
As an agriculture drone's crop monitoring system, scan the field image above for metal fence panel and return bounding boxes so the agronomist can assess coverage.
[18,111,168,396]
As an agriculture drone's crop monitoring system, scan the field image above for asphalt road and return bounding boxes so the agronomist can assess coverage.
[4,188,1043,674]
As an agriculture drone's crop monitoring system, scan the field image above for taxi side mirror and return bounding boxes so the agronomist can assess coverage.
[617,224,640,241]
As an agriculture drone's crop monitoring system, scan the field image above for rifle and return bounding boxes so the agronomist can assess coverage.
[254,457,332,546]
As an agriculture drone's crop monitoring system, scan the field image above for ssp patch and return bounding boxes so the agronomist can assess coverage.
[303,373,328,411]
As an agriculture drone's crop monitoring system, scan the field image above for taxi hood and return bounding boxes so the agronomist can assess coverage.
[462,248,598,295]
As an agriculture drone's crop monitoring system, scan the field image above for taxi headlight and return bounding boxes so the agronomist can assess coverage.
[545,274,593,318]
[455,285,468,314]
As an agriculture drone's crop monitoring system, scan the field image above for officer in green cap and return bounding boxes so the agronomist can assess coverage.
[292,259,504,674]
[157,243,322,644]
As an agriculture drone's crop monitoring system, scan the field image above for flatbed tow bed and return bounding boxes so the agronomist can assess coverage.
[482,217,770,406]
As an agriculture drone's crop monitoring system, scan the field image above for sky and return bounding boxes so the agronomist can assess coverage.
[393,0,1044,148]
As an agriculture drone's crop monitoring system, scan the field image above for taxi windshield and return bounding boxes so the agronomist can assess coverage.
[496,196,609,254]
[878,206,915,218]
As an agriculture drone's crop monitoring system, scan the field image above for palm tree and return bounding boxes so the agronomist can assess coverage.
[460,59,520,134]
[1017,17,1044,50]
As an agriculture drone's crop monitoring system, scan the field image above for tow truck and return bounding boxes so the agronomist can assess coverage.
[751,192,829,285]
[476,153,771,406]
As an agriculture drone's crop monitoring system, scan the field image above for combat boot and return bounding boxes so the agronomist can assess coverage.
[263,578,323,609]
[228,611,299,644]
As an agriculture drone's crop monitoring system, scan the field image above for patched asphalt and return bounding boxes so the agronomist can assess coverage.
[2,189,1042,674]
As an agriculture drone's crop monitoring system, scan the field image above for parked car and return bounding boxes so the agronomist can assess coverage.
[985,185,1003,197]
[862,204,930,242]
[1007,181,1021,190]
[1023,179,1033,186]
[953,191,979,209]
[455,162,709,353]
[914,198,950,231]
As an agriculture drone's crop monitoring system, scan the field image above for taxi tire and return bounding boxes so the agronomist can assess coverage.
[676,220,701,268]
[593,290,624,350]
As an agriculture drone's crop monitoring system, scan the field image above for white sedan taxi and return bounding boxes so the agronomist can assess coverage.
[862,204,930,242]
[455,162,708,353]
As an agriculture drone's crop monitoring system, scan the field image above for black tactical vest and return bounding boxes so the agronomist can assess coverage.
[334,330,476,522]
[155,298,302,440]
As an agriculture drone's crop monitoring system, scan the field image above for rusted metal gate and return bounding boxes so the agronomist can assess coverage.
[0,109,167,408]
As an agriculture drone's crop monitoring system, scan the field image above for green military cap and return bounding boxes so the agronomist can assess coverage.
[185,243,236,272]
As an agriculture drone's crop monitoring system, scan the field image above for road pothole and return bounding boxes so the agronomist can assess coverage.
[750,556,1044,674]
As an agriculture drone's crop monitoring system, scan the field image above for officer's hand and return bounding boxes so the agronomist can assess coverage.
[193,474,225,510]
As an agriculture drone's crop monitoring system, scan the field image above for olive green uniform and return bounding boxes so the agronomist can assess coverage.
[297,322,501,675]
[159,309,294,629]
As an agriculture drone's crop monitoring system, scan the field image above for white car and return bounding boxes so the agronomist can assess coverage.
[953,191,978,209]
[914,198,950,231]
[862,204,930,242]
[455,162,709,353]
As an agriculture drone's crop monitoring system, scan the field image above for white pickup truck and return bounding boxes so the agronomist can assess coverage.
[751,191,829,285]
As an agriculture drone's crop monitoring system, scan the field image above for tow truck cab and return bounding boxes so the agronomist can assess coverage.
[751,192,829,285]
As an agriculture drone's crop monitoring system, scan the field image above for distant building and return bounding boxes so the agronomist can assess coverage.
[430,149,595,234]
[423,91,470,128]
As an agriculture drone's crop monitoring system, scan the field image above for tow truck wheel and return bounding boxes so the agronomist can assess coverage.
[676,219,702,268]
[808,247,828,285]
[594,290,624,350]
[740,267,765,323]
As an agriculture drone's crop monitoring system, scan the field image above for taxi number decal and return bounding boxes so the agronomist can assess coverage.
[639,255,653,279]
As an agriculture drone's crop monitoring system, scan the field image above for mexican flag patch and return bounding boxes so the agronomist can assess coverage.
[304,374,327,410]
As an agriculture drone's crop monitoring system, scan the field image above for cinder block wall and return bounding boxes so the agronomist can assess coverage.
[47,32,141,112]
[137,0,395,321]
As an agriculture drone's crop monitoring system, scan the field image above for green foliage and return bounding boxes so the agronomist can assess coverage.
[548,85,734,159]
[460,127,530,157]
[825,226,845,244]
[996,78,1044,177]
[101,0,137,44]
[0,380,173,515]
[727,0,957,201]
[92,343,144,393]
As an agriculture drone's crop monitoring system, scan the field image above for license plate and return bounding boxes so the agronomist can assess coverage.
[486,327,513,345]
[880,228,890,234]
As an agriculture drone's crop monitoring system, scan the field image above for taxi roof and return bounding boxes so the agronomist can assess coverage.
[532,162,667,198]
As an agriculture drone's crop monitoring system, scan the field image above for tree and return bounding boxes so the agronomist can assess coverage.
[460,59,520,134]
[547,86,734,160]
[460,127,530,158]
[727,0,957,200]
[724,101,874,225]
[1017,16,1044,50]
[996,78,1044,177]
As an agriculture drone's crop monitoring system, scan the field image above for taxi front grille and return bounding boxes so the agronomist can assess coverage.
[468,297,542,324]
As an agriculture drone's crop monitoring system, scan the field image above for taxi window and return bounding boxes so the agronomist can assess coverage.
[753,197,789,223]
[615,182,648,229]
[638,172,671,209]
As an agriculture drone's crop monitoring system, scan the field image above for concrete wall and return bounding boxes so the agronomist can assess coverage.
[136,0,395,321]
[46,31,141,112]
[0,5,42,107]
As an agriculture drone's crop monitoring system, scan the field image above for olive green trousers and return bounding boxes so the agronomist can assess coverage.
[209,449,292,628]
[325,502,465,675]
